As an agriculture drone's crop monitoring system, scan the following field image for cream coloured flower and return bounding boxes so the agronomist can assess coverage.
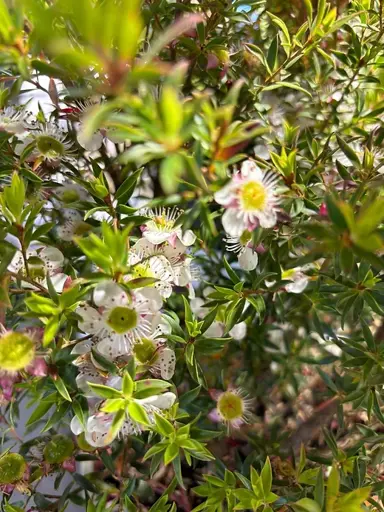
[56,209,91,241]
[128,249,174,299]
[140,207,196,247]
[225,231,258,271]
[8,246,68,292]
[71,390,176,447]
[76,282,163,359]
[133,334,176,380]
[31,123,75,162]
[0,106,29,134]
[281,268,309,294]
[214,159,279,236]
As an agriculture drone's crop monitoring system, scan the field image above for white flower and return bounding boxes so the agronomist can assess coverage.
[31,123,75,162]
[0,106,29,134]
[74,360,106,396]
[72,391,177,447]
[56,209,90,241]
[128,249,174,299]
[225,231,258,271]
[131,237,188,265]
[281,268,309,294]
[140,207,196,247]
[76,282,163,360]
[8,246,68,292]
[133,334,176,380]
[214,159,280,236]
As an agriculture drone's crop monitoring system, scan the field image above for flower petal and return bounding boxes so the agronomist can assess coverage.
[77,306,104,334]
[93,282,129,308]
[222,208,246,237]
[238,247,258,271]
[138,391,176,410]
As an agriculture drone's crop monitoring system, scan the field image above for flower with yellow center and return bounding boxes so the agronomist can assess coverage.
[0,332,35,374]
[209,388,252,430]
[32,123,75,162]
[140,207,196,247]
[76,282,163,360]
[214,159,280,237]
[281,267,309,294]
[133,335,176,380]
[128,250,174,298]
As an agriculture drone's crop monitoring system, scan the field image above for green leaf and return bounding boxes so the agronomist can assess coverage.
[336,135,360,166]
[128,401,150,425]
[87,383,122,399]
[263,81,312,97]
[26,399,54,426]
[164,443,179,465]
[154,413,174,437]
[122,372,134,397]
[109,409,125,440]
[53,376,72,402]
[160,154,184,194]
[261,457,272,495]
[291,498,321,512]
[266,11,291,48]
[43,315,60,346]
[266,36,278,73]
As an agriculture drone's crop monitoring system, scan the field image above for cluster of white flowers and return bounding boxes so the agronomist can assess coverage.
[69,207,199,446]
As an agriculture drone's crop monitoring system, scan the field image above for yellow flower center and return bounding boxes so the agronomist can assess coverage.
[217,391,243,421]
[0,332,35,372]
[107,306,138,334]
[282,269,296,280]
[153,216,175,231]
[36,135,64,158]
[133,338,157,364]
[132,263,154,280]
[240,181,267,211]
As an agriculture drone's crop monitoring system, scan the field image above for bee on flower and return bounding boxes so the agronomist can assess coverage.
[214,159,280,237]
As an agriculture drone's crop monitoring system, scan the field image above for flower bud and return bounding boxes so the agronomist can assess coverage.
[0,453,27,484]
[0,332,35,373]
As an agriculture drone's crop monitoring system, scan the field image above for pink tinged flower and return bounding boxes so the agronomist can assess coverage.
[206,54,219,70]
[212,388,252,430]
[62,457,76,473]
[214,159,280,237]
[319,203,328,217]
[26,357,48,377]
